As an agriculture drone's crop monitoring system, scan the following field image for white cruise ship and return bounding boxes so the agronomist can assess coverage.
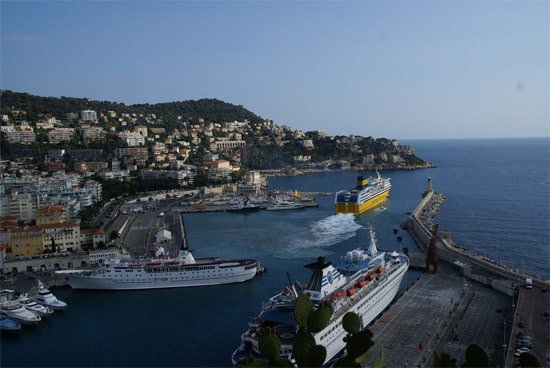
[231,226,409,366]
[58,220,259,291]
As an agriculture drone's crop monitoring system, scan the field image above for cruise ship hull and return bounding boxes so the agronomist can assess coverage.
[232,227,408,367]
[64,260,258,290]
[319,263,406,364]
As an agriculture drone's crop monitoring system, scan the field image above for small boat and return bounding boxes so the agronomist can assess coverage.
[226,199,261,212]
[0,314,21,333]
[18,293,54,317]
[266,199,307,211]
[0,300,41,325]
[34,282,67,311]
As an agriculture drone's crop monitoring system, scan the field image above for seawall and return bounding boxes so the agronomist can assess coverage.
[402,182,549,294]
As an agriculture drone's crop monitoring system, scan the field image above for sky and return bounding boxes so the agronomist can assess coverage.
[1,1,548,140]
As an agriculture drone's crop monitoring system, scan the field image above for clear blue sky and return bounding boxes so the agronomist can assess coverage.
[1,1,548,140]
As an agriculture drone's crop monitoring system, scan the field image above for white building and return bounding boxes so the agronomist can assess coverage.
[118,131,145,147]
[81,110,98,122]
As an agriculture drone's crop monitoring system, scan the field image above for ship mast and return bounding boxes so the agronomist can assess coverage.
[181,217,189,251]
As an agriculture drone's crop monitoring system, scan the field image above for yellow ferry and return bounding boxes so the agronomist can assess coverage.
[334,171,391,214]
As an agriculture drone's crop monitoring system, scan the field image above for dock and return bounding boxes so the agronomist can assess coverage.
[364,179,550,367]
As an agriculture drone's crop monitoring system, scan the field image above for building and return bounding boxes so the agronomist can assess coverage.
[81,110,98,122]
[210,139,246,152]
[88,248,121,265]
[115,147,149,160]
[135,125,148,138]
[4,130,36,144]
[118,131,145,147]
[48,128,75,144]
[70,149,103,161]
[10,226,43,258]
[40,222,81,253]
[75,161,109,174]
[80,228,106,250]
[36,205,63,225]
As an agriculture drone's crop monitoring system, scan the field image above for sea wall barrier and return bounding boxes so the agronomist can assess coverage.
[403,181,549,295]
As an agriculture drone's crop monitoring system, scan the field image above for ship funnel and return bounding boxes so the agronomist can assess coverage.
[356,176,368,189]
[367,225,378,257]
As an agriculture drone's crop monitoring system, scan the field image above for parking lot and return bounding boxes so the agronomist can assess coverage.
[511,284,550,367]
[365,262,514,368]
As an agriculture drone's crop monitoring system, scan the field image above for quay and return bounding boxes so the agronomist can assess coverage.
[365,179,549,368]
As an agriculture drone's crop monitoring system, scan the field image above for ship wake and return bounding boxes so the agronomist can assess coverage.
[276,214,361,259]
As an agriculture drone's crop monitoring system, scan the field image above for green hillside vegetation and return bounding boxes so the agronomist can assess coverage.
[0,90,432,173]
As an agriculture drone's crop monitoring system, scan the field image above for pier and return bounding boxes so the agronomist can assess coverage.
[364,179,549,368]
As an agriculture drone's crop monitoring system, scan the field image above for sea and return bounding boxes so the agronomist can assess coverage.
[1,137,548,367]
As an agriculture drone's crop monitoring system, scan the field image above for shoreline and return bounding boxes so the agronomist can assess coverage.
[259,163,436,177]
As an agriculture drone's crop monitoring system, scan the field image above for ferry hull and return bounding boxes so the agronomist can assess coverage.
[334,189,389,214]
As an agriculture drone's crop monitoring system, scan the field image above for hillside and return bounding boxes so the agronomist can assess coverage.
[0,90,263,126]
[0,90,433,172]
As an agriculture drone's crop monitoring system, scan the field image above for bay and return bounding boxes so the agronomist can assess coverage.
[1,137,548,367]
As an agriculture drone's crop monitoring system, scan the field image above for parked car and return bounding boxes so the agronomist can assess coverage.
[517,335,531,343]
[515,347,530,357]
[516,342,532,349]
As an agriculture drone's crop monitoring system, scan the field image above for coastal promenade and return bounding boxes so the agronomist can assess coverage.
[372,180,550,368]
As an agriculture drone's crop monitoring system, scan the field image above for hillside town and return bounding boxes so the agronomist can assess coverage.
[0,92,431,267]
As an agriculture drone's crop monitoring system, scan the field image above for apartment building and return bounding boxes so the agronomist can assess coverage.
[10,226,43,258]
[40,222,81,253]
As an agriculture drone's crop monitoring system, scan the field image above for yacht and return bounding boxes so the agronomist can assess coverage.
[34,282,67,311]
[18,293,55,317]
[0,297,41,325]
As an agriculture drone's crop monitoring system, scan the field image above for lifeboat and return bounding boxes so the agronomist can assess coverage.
[365,274,376,281]
[346,288,356,297]
[331,290,346,300]
[355,280,367,288]
[164,261,180,266]
[129,263,142,268]
[146,262,162,266]
[375,266,384,274]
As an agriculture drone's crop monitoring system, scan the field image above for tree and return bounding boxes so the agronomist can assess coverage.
[109,230,120,243]
[237,294,375,368]
[518,352,542,367]
[433,350,458,367]
[462,343,491,367]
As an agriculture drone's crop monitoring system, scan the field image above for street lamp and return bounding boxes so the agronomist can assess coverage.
[502,318,508,363]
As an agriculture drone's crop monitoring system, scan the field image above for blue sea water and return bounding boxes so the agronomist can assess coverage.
[1,138,548,367]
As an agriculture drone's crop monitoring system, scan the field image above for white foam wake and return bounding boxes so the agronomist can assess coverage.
[276,214,362,258]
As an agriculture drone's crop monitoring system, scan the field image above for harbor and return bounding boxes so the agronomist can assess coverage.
[1,170,548,367]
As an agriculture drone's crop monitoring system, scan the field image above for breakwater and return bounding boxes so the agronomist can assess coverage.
[403,180,549,295]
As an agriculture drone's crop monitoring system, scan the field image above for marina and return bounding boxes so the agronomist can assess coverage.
[3,180,547,367]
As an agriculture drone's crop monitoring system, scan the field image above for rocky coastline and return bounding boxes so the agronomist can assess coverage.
[261,162,435,177]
